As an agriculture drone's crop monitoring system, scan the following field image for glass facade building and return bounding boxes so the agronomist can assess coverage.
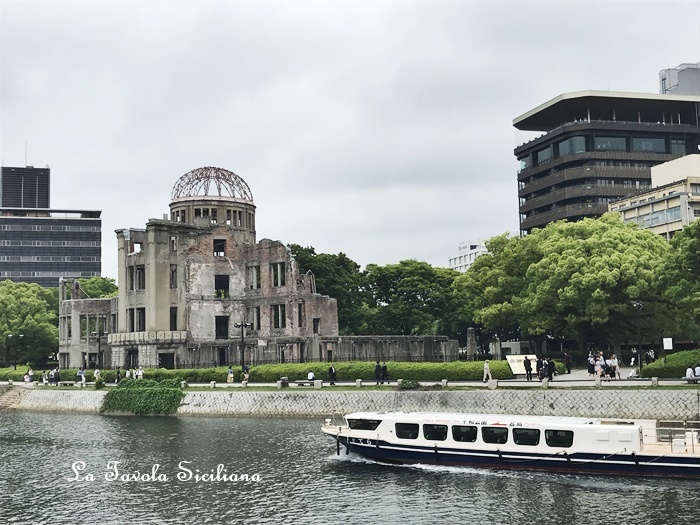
[513,91,700,235]
[0,167,101,287]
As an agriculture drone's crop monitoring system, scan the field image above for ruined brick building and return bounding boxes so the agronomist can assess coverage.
[58,167,339,369]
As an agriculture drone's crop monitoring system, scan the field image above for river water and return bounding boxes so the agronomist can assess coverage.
[0,412,697,525]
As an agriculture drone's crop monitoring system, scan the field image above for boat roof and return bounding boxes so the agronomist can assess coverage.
[344,412,640,427]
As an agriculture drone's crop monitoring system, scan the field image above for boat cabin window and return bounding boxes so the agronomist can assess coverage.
[545,430,574,448]
[452,425,477,443]
[395,423,419,439]
[423,424,448,441]
[513,428,540,446]
[482,426,509,445]
[347,419,382,431]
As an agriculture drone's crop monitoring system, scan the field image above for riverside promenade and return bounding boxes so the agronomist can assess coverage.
[1,366,699,421]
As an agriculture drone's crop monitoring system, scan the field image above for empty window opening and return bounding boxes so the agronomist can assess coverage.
[136,308,146,332]
[128,308,135,332]
[215,316,229,339]
[170,264,177,289]
[226,210,232,225]
[169,236,177,252]
[313,318,320,334]
[246,306,261,330]
[298,300,306,328]
[194,208,202,218]
[170,307,177,331]
[129,241,142,254]
[271,262,286,287]
[272,304,286,329]
[127,266,135,290]
[210,208,217,224]
[135,265,145,290]
[248,265,260,289]
[215,274,230,298]
[213,239,226,257]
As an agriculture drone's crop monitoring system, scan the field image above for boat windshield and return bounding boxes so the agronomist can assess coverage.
[347,419,382,431]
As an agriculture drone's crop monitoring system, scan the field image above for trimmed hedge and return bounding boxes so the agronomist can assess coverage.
[1,360,571,384]
[640,349,700,378]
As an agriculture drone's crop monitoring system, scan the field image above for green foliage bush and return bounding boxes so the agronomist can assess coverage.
[398,379,420,389]
[101,378,184,415]
[640,349,700,378]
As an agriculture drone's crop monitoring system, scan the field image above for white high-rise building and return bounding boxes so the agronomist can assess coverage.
[449,242,488,273]
[659,63,700,96]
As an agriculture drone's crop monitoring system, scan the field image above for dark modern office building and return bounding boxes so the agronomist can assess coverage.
[513,91,700,234]
[0,166,101,288]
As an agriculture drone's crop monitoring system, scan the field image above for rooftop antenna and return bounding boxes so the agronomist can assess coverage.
[25,140,28,166]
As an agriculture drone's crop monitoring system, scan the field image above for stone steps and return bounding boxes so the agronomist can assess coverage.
[0,387,23,410]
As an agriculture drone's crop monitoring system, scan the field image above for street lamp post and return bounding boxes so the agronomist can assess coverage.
[91,319,108,369]
[234,322,252,371]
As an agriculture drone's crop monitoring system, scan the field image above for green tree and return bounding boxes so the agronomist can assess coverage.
[661,219,700,341]
[0,280,59,367]
[288,245,369,334]
[454,215,673,352]
[364,260,459,335]
[452,233,536,343]
[518,214,671,351]
[77,276,118,298]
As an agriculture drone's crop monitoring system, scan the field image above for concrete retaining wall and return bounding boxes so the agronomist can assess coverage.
[10,388,700,420]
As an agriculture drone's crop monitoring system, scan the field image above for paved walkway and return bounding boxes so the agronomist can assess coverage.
[0,366,688,389]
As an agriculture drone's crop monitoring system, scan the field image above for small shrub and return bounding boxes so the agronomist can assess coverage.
[398,379,420,389]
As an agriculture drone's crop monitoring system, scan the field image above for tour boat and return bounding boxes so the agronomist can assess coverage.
[321,412,700,478]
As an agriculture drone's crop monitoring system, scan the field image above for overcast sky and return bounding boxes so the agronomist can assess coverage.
[1,0,699,281]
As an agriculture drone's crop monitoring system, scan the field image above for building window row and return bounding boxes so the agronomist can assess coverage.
[0,271,98,278]
[0,224,100,232]
[520,135,688,170]
[0,255,100,262]
[624,206,681,227]
[0,240,100,247]
[173,208,255,230]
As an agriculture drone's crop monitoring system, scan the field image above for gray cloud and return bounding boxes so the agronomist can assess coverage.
[1,0,698,278]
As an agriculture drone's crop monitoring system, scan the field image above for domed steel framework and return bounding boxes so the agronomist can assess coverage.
[171,167,254,202]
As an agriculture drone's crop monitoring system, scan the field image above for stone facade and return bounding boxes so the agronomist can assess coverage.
[59,167,339,369]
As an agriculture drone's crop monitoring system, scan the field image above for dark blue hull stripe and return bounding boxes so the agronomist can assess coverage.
[335,437,700,478]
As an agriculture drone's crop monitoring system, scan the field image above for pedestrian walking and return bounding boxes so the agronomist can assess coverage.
[483,360,492,383]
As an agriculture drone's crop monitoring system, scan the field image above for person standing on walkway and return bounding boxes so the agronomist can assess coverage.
[523,356,533,381]
[328,364,337,386]
[483,360,492,383]
[564,353,572,374]
[116,366,121,384]
[374,361,381,385]
[381,362,389,384]
[226,366,233,383]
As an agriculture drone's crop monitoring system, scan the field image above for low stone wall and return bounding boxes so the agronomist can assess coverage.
[178,390,700,420]
[15,389,105,413]
[12,388,700,420]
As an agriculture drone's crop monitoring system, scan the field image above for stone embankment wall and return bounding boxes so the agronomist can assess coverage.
[7,388,700,420]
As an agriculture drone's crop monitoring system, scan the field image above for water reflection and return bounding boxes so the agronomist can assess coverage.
[0,412,696,525]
